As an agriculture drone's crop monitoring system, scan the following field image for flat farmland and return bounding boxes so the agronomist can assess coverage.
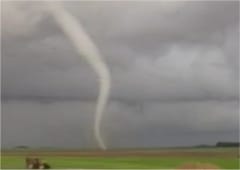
[1,147,239,169]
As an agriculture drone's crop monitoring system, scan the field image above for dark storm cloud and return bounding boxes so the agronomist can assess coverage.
[1,1,239,148]
[2,1,239,101]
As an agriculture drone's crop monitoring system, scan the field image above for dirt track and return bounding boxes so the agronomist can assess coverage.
[3,149,239,158]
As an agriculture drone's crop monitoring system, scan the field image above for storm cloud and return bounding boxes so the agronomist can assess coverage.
[1,1,239,148]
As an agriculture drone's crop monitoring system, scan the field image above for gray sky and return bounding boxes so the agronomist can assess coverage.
[1,1,239,148]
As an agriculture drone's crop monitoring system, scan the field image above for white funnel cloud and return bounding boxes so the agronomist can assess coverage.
[46,2,110,150]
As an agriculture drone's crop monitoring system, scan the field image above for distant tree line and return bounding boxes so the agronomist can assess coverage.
[216,142,240,147]
[15,145,29,149]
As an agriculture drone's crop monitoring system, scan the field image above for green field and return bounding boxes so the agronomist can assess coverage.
[1,148,239,169]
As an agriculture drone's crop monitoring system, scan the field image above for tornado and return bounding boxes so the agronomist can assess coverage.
[46,2,110,150]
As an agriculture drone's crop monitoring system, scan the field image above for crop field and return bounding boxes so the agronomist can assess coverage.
[1,147,239,169]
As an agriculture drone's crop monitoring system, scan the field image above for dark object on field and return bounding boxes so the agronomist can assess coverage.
[33,158,41,169]
[25,157,40,169]
[40,162,51,169]
[25,157,34,169]
[25,157,51,169]
[216,142,240,147]
[15,145,29,149]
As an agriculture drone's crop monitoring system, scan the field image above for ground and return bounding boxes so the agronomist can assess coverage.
[1,147,239,169]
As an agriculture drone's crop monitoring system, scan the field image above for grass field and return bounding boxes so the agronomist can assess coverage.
[1,147,239,169]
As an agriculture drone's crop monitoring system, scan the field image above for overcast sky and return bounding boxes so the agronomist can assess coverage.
[1,1,239,149]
